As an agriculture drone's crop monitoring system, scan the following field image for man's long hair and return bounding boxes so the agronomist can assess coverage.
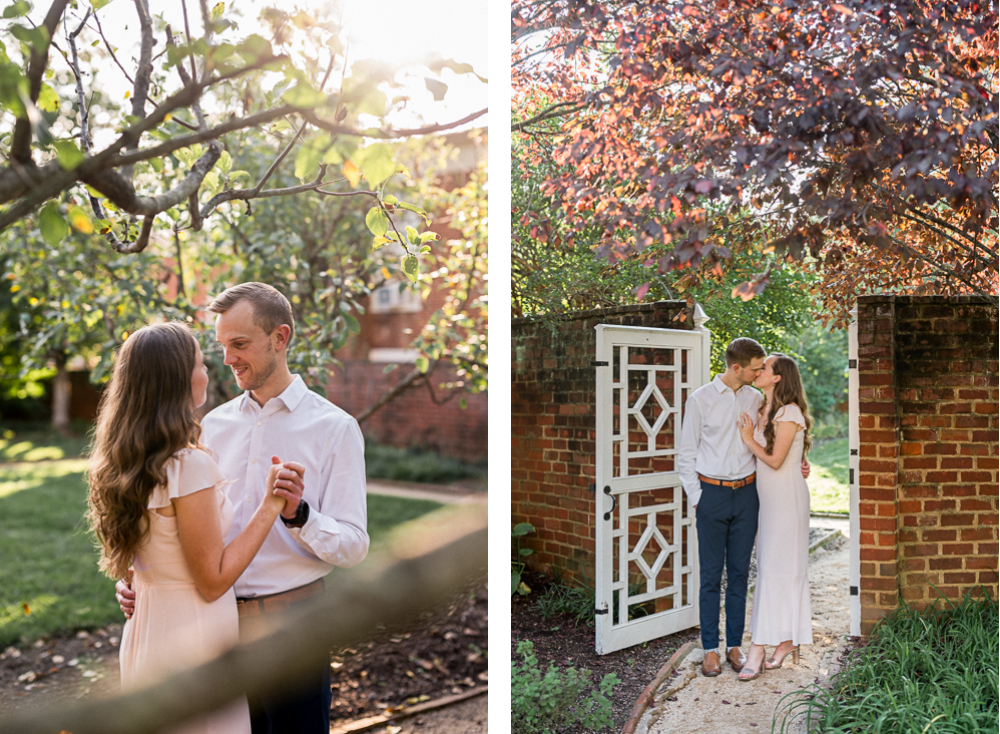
[761,353,813,458]
[87,322,206,579]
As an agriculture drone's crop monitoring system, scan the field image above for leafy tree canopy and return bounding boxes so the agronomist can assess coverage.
[512,0,997,327]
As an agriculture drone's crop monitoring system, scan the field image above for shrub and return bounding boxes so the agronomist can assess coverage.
[511,640,619,734]
[776,589,999,733]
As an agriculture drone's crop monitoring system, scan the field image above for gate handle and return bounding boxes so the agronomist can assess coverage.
[603,485,616,521]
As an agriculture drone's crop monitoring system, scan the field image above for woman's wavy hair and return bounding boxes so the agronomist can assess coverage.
[761,353,813,458]
[87,322,205,579]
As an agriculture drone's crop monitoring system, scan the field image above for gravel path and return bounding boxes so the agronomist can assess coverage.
[643,536,850,734]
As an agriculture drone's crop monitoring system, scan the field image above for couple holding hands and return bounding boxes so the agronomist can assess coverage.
[87,283,368,734]
[679,337,815,682]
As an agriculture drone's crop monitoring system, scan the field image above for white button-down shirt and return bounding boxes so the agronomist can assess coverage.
[678,374,763,508]
[202,375,369,597]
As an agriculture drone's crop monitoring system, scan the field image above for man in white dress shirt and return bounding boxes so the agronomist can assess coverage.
[678,337,807,678]
[118,282,368,733]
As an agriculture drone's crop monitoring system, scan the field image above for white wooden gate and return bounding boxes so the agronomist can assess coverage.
[594,315,711,655]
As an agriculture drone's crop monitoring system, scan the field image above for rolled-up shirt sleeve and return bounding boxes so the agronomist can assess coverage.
[288,418,370,568]
[678,392,703,508]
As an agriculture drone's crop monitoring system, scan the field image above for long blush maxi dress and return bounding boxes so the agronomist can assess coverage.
[747,404,813,648]
[118,448,251,734]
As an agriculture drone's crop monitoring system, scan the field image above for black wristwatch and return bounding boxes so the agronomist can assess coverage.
[281,499,310,528]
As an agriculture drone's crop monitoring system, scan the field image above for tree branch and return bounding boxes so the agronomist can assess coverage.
[199,168,336,218]
[0,506,487,734]
[121,0,155,183]
[10,0,72,163]
[355,366,426,425]
[302,107,488,139]
[511,100,588,132]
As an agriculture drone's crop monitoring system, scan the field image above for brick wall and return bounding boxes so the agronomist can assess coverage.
[857,295,998,635]
[325,361,487,461]
[511,301,690,585]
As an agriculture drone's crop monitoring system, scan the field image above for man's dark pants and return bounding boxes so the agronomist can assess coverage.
[695,477,759,651]
[248,664,332,734]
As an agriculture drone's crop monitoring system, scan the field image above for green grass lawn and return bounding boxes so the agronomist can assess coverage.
[0,458,442,648]
[808,436,849,514]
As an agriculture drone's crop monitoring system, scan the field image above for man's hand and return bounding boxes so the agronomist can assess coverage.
[116,568,135,619]
[801,459,811,479]
[271,459,306,519]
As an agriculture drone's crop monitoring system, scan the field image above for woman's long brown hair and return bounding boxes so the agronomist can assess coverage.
[87,322,205,580]
[761,353,813,459]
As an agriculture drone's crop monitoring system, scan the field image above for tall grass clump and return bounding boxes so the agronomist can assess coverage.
[776,588,999,733]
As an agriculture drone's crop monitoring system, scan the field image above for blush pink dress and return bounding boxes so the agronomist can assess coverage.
[748,404,814,647]
[119,448,251,734]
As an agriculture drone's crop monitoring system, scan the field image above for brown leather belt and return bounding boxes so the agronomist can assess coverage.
[698,472,756,489]
[236,578,325,618]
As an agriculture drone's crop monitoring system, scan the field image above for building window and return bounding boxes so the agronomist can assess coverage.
[370,281,422,314]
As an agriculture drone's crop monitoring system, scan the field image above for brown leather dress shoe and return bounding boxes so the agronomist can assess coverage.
[701,650,722,677]
[727,646,747,672]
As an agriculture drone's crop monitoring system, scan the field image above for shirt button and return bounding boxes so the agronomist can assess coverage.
[245,498,251,503]
[257,421,263,427]
[251,458,258,464]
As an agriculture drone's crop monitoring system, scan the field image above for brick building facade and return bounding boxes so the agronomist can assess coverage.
[511,300,691,585]
[856,295,998,635]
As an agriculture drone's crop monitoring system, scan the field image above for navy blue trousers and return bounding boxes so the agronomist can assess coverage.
[248,663,331,734]
[695,478,759,650]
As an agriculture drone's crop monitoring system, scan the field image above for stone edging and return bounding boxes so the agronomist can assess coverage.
[620,640,697,734]
[808,528,843,554]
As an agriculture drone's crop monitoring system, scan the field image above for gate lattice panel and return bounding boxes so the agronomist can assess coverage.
[595,322,710,654]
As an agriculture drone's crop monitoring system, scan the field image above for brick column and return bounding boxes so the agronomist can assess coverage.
[856,298,901,633]
[856,295,998,635]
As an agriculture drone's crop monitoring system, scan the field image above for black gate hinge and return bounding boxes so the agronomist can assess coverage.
[594,608,609,615]
[591,360,609,367]
[848,359,857,368]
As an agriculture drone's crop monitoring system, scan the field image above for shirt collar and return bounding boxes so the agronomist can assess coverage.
[712,374,751,395]
[238,375,308,413]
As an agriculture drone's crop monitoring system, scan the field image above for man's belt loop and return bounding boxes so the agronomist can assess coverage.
[236,578,325,618]
[698,472,756,489]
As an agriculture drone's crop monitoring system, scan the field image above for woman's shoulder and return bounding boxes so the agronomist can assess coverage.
[162,447,226,499]
[774,403,805,427]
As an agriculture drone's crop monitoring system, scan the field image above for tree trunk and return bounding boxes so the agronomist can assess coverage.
[51,353,71,436]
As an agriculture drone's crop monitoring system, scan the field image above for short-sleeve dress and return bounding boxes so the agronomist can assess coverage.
[118,448,251,734]
[748,404,814,646]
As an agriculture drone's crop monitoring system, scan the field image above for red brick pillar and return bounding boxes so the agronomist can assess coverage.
[856,298,901,634]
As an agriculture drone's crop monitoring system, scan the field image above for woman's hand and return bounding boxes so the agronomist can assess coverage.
[264,456,289,514]
[737,412,756,444]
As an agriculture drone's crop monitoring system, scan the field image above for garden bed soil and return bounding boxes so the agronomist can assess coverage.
[0,583,488,731]
[511,571,700,734]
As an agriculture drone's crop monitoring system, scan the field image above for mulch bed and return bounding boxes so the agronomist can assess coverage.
[0,583,488,726]
[512,571,699,733]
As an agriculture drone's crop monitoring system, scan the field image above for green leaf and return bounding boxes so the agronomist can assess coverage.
[39,201,67,245]
[399,201,430,223]
[344,312,360,334]
[36,83,59,112]
[2,2,30,19]
[293,135,326,181]
[402,254,419,283]
[415,355,429,374]
[322,147,343,165]
[149,157,164,173]
[365,206,389,237]
[519,547,533,557]
[89,0,111,9]
[405,225,419,243]
[282,82,328,109]
[237,34,274,64]
[228,170,251,182]
[424,54,486,82]
[359,143,395,189]
[511,570,521,596]
[218,150,232,175]
[512,522,535,536]
[383,195,398,206]
[52,140,84,169]
[10,25,49,55]
[424,77,447,101]
[211,2,225,19]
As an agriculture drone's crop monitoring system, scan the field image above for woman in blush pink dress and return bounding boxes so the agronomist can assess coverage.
[734,353,814,682]
[87,322,297,733]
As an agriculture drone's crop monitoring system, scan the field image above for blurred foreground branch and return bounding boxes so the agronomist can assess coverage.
[0,504,487,734]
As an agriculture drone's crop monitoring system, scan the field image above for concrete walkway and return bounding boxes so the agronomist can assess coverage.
[366,478,487,505]
[638,518,851,734]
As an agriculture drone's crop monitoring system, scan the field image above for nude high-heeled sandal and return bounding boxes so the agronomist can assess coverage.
[765,644,799,670]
